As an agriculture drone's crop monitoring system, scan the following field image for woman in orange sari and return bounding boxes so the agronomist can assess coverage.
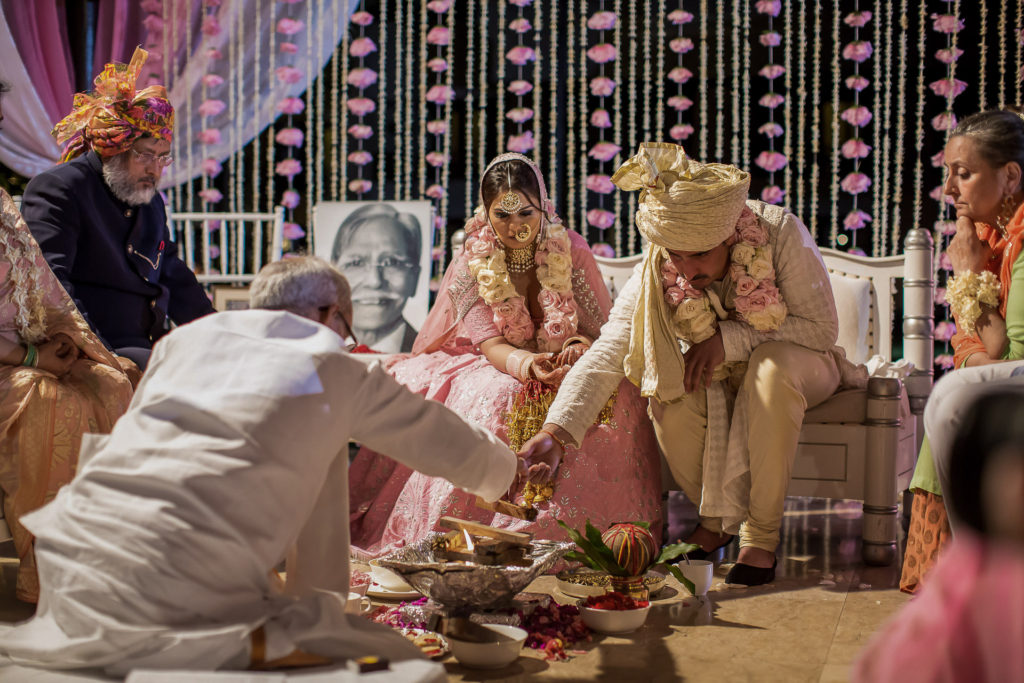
[0,188,134,602]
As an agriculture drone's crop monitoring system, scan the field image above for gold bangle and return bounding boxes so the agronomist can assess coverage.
[539,427,566,450]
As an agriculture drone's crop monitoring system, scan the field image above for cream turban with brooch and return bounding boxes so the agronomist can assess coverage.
[611,142,750,252]
[614,143,751,402]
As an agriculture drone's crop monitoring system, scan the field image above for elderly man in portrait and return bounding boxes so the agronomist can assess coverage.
[331,203,422,352]
[22,47,213,370]
[0,257,522,680]
[520,143,861,586]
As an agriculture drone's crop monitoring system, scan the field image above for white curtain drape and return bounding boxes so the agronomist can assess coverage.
[0,3,62,178]
[160,0,358,189]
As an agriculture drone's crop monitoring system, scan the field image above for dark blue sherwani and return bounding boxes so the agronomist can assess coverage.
[23,152,214,366]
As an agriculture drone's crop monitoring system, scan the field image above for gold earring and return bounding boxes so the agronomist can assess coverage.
[997,194,1016,235]
[514,224,532,243]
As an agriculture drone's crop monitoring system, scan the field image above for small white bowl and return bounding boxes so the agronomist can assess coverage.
[369,558,413,592]
[448,624,527,669]
[579,602,651,635]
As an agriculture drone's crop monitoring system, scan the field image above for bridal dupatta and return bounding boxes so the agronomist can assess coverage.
[0,189,133,602]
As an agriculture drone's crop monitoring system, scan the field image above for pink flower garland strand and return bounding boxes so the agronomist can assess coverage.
[346,7,378,199]
[425,0,454,284]
[929,5,965,372]
[274,0,309,246]
[585,4,621,239]
[754,0,787,205]
[505,0,536,155]
[200,1,225,215]
[666,9,695,143]
[838,9,874,252]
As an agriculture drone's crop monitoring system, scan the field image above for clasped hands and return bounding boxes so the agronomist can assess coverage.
[510,424,568,496]
[35,332,80,377]
[528,340,588,388]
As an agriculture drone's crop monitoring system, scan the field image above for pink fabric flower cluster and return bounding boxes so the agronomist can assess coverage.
[836,9,877,232]
[754,1,786,203]
[198,2,227,205]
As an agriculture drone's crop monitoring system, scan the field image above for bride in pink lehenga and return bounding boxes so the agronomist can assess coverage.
[349,153,662,558]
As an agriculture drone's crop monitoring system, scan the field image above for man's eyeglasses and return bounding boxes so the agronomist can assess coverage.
[336,256,419,278]
[320,305,359,350]
[131,149,174,167]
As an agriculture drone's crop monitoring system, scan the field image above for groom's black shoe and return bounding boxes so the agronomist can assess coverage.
[724,557,777,586]
[682,534,735,561]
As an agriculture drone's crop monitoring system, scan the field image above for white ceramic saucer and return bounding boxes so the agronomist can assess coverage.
[365,582,422,600]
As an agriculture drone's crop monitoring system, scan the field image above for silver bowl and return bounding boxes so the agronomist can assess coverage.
[378,534,573,610]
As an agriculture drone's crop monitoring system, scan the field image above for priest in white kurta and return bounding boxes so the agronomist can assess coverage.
[0,257,518,677]
[521,143,856,586]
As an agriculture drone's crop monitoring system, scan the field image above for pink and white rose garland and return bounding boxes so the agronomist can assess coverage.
[505,0,537,155]
[585,5,622,237]
[274,0,310,247]
[838,9,875,251]
[666,8,695,145]
[661,207,787,341]
[464,215,579,352]
[346,7,379,199]
[754,0,787,205]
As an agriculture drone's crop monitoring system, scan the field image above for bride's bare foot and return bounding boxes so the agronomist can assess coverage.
[684,526,733,552]
[736,546,776,568]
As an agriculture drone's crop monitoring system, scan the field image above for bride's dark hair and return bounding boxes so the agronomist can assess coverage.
[480,159,543,211]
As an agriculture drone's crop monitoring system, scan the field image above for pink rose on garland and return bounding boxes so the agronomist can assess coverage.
[426,184,446,199]
[933,287,947,305]
[840,105,872,126]
[935,47,964,64]
[759,93,785,108]
[276,18,304,35]
[506,46,537,65]
[669,38,694,54]
[669,124,694,141]
[932,112,957,132]
[427,57,448,72]
[841,139,872,159]
[934,321,957,342]
[348,151,373,166]
[279,42,298,55]
[281,190,301,209]
[509,0,533,6]
[507,107,534,123]
[590,109,612,128]
[198,129,222,145]
[201,15,222,37]
[509,18,532,33]
[664,286,689,307]
[931,150,945,167]
[351,10,374,25]
[755,151,788,172]
[426,27,450,45]
[587,12,617,30]
[668,10,694,24]
[935,219,957,235]
[587,44,617,63]
[282,222,305,240]
[734,274,758,297]
[206,47,222,60]
[935,354,955,370]
[347,98,377,116]
[201,158,223,176]
[277,98,305,114]
[759,32,781,47]
[758,122,783,137]
[938,252,953,271]
[427,120,448,134]
[199,188,223,204]
[929,78,967,98]
[586,174,615,193]
[347,68,378,88]
[761,185,785,203]
[203,74,225,88]
[544,235,569,255]
[587,208,616,229]
[590,77,617,96]
[758,64,786,79]
[426,0,452,12]
[198,99,226,117]
[591,243,615,258]
[425,85,454,104]
[843,209,872,229]
[755,0,781,15]
[931,13,964,33]
[842,41,873,62]
[508,80,533,95]
[667,67,693,84]
[275,66,303,85]
[275,128,304,147]
[844,11,872,27]
[348,124,374,139]
[275,159,302,179]
[348,179,372,194]
[426,151,448,167]
[840,172,872,194]
[350,37,377,57]
[668,96,693,111]
[588,141,621,162]
[845,75,870,91]
[508,131,536,153]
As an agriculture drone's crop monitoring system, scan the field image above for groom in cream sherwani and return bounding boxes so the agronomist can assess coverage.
[521,142,856,586]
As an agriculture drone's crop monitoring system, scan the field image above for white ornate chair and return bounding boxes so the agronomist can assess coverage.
[168,207,286,285]
[593,227,934,565]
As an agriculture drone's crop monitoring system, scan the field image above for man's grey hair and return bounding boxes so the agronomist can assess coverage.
[249,256,352,321]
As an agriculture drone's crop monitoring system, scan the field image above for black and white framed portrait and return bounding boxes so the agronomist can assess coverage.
[313,200,433,353]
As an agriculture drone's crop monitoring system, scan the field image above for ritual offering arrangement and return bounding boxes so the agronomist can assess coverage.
[578,593,652,635]
[377,516,572,610]
[556,567,667,599]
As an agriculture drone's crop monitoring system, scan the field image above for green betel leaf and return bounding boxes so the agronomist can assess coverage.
[663,563,697,596]
[563,551,602,571]
[557,519,626,576]
[583,520,627,576]
[656,541,702,565]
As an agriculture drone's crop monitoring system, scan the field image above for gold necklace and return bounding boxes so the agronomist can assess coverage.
[505,241,537,274]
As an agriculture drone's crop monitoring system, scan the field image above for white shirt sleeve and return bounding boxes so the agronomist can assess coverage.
[719,212,839,362]
[545,263,641,445]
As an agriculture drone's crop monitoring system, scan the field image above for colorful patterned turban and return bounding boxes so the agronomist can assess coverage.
[52,47,174,163]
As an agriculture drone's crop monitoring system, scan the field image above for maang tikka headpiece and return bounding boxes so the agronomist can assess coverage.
[499,167,523,214]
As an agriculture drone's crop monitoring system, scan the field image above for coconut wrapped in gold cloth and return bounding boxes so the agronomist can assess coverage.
[611,142,751,403]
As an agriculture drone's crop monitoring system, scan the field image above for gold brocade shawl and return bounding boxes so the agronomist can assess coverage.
[611,142,750,402]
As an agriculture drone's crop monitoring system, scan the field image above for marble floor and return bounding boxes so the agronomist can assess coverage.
[0,496,913,683]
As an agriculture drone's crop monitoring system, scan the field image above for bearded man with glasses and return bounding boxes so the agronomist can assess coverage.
[22,48,213,371]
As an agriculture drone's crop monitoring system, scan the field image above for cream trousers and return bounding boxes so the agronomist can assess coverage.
[650,341,841,551]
